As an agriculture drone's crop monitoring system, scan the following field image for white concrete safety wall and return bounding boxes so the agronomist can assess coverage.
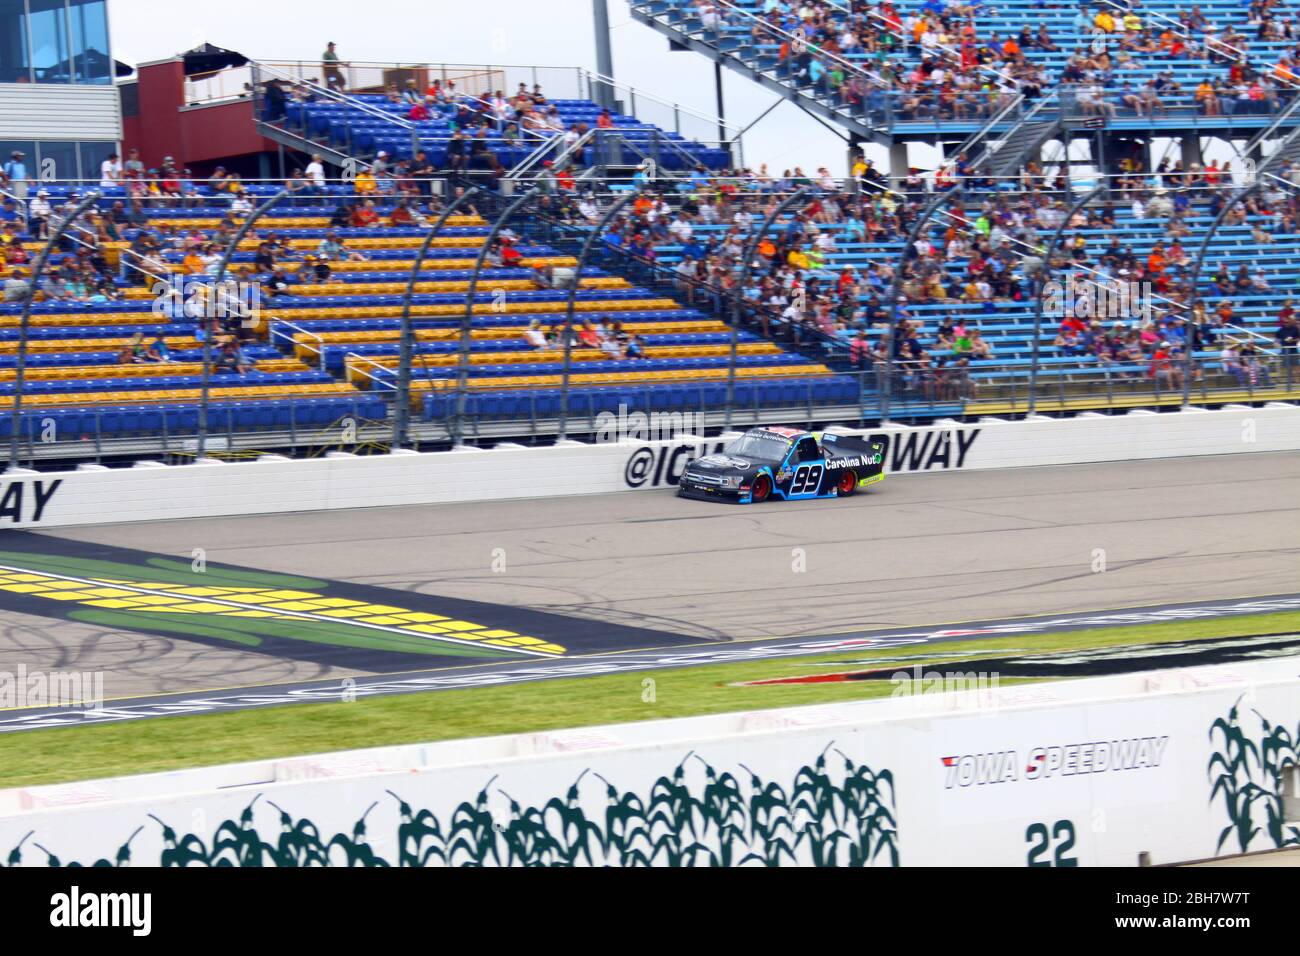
[2,656,1297,866]
[1,404,1297,529]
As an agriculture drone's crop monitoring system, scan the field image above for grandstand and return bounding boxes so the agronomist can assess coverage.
[0,1,1297,468]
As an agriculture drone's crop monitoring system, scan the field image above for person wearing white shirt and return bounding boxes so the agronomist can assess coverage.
[668,216,692,242]
[491,93,511,126]
[524,320,549,349]
[100,153,122,188]
[305,154,326,190]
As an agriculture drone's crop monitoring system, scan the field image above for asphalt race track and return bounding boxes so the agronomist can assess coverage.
[0,451,1297,716]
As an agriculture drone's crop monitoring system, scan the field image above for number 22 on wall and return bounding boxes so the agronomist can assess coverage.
[1026,819,1078,867]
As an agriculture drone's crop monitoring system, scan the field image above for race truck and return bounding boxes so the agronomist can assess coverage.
[676,426,885,504]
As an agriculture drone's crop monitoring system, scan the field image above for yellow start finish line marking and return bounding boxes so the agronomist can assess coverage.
[0,564,562,658]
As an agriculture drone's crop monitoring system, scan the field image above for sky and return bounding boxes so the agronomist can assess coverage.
[104,0,1241,177]
[105,0,869,175]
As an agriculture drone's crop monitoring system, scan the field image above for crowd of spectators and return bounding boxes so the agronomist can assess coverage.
[690,0,1300,124]
[540,147,1300,395]
[264,63,604,184]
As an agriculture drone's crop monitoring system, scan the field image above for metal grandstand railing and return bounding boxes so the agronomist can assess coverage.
[4,168,1299,463]
[630,0,896,141]
[251,59,421,164]
[249,58,740,170]
[1095,0,1300,85]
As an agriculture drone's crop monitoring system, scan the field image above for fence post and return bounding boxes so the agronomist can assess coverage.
[882,184,963,425]
[453,188,542,446]
[8,190,102,471]
[559,191,638,440]
[202,188,292,459]
[727,185,815,429]
[1031,183,1106,417]
[1182,182,1261,408]
[393,186,484,449]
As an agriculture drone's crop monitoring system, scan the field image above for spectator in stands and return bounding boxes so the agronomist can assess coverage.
[1239,342,1272,386]
[353,167,378,196]
[446,131,468,175]
[1275,301,1299,370]
[1,151,28,202]
[1220,340,1249,385]
[1149,340,1183,390]
[26,189,51,239]
[145,335,172,362]
[99,152,122,188]
[304,154,326,197]
[265,266,295,298]
[322,42,345,91]
[388,199,418,226]
[318,230,367,262]
[349,200,381,228]
[524,320,550,349]
[2,268,29,303]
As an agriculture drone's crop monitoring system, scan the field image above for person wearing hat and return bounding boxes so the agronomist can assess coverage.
[1,150,28,202]
[27,187,51,239]
[1149,339,1182,390]
[322,42,345,92]
[2,267,29,303]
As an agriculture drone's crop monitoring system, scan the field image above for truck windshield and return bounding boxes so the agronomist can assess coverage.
[724,433,793,462]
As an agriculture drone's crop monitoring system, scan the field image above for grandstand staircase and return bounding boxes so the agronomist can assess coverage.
[1251,100,1300,180]
[980,119,1063,180]
[628,0,894,147]
[249,60,413,170]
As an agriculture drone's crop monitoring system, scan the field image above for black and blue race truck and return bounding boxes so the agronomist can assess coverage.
[676,426,885,504]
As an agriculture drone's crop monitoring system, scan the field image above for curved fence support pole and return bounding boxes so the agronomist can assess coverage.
[558,190,638,441]
[882,184,963,425]
[453,187,542,446]
[727,185,815,431]
[8,190,102,470]
[202,188,293,459]
[1183,181,1261,407]
[1030,183,1107,417]
[393,186,485,449]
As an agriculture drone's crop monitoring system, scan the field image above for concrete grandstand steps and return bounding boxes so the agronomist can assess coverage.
[0,358,311,382]
[0,380,362,410]
[345,341,784,373]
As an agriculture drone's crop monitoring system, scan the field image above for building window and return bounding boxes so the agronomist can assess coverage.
[79,140,115,181]
[0,0,32,82]
[27,0,71,83]
[36,139,77,180]
[68,0,108,83]
[118,80,138,117]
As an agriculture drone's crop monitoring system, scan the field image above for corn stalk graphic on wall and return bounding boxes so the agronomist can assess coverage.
[2,749,899,867]
[1208,697,1300,855]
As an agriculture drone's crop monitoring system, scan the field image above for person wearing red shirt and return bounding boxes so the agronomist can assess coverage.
[1149,341,1182,389]
[500,238,523,266]
[350,201,380,227]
